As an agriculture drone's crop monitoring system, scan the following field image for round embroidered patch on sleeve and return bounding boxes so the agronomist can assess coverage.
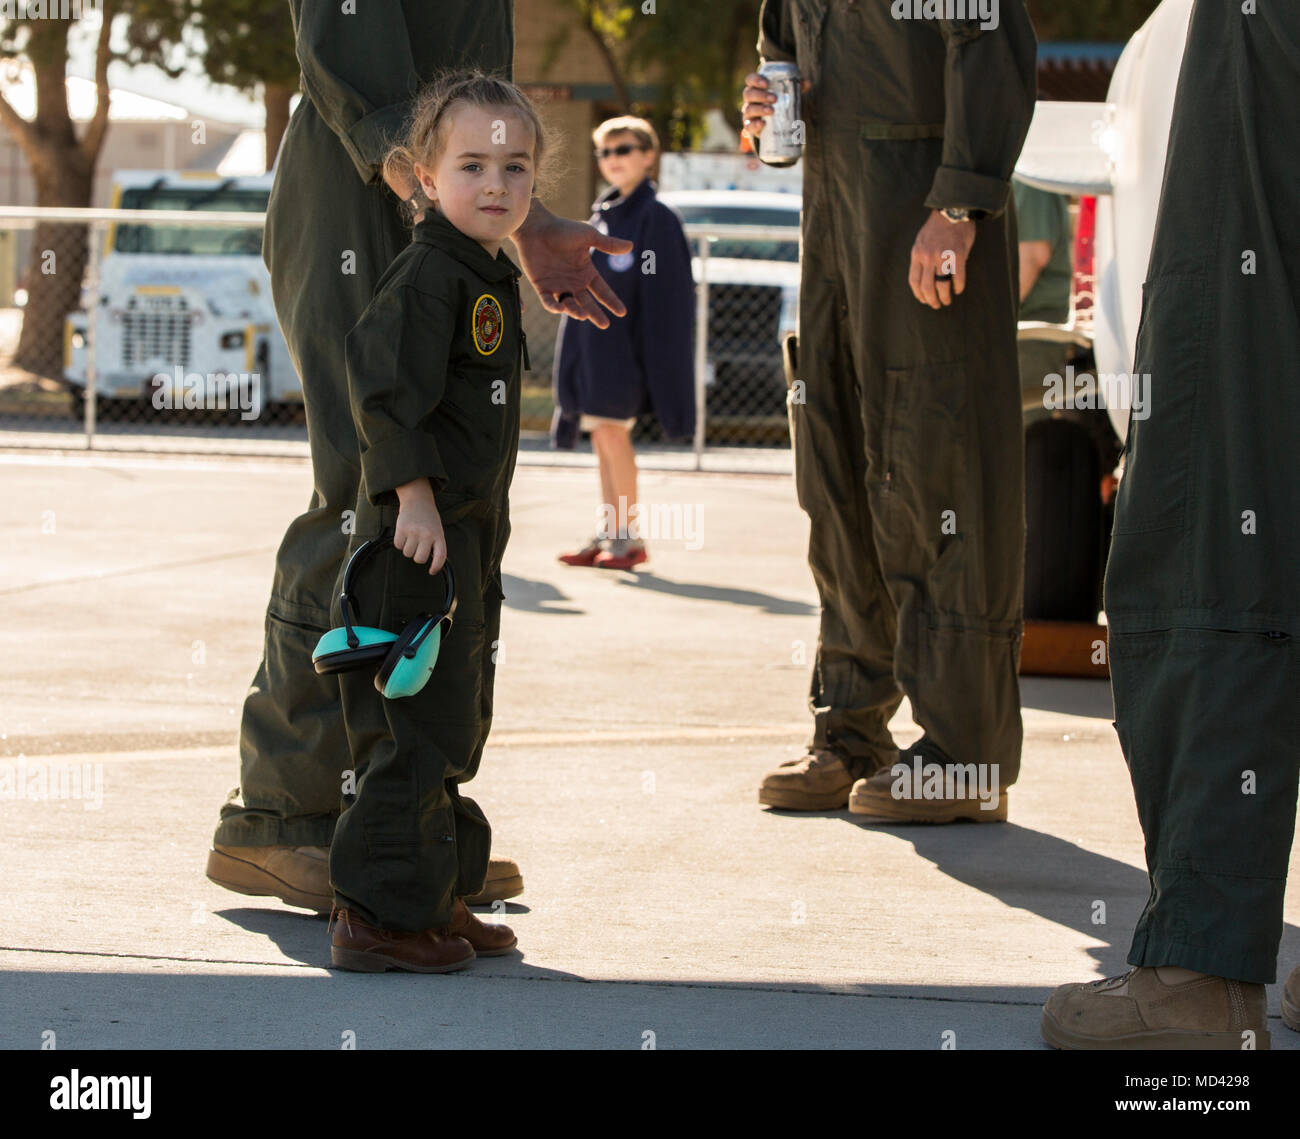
[472,294,504,356]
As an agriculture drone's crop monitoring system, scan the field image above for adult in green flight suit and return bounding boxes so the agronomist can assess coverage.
[746,2,1037,820]
[1043,0,1300,1049]
[205,0,630,911]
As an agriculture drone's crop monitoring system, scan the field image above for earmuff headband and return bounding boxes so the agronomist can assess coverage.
[338,529,457,648]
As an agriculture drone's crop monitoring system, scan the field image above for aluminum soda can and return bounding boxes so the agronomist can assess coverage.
[756,60,803,167]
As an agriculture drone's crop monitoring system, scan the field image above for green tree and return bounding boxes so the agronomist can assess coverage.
[541,0,762,150]
[127,0,297,170]
[1,4,120,376]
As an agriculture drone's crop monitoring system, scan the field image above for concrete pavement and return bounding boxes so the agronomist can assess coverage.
[2,447,1298,1049]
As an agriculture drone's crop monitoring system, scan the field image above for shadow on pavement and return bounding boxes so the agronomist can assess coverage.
[614,571,817,616]
[501,573,583,616]
[4,966,1297,1049]
[1020,677,1115,719]
[838,818,1300,983]
[215,902,534,968]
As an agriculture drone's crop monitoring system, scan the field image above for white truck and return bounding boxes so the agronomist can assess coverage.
[63,171,298,420]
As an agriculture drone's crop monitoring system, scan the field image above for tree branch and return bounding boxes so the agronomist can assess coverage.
[81,0,117,162]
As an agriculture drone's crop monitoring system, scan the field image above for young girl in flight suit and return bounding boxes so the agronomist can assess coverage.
[326,70,547,973]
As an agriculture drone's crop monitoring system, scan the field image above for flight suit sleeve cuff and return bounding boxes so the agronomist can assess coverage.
[925,167,1012,219]
[756,0,796,62]
[757,40,797,64]
[345,102,411,185]
[360,430,448,504]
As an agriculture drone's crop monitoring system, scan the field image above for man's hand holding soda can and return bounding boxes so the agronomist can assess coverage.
[743,66,811,166]
[740,70,812,138]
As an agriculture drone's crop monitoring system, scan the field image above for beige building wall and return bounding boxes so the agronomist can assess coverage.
[0,119,244,210]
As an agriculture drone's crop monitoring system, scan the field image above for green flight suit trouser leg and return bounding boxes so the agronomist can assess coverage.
[329,501,503,929]
[1105,0,1300,985]
[789,127,1025,784]
[212,99,406,849]
[212,3,513,849]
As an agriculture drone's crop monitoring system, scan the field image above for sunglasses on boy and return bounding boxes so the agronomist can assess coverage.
[595,143,648,159]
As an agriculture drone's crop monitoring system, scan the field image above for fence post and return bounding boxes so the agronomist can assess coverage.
[692,234,709,472]
[82,219,102,450]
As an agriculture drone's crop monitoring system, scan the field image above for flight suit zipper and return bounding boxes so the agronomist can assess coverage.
[512,276,531,371]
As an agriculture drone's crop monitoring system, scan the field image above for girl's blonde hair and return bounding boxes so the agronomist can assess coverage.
[383,69,555,218]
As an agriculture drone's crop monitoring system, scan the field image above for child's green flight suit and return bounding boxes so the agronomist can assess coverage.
[330,209,527,929]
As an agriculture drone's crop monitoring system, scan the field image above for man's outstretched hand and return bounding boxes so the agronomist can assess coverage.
[514,199,633,329]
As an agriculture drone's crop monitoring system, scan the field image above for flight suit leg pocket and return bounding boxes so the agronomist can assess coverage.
[1111,272,1204,536]
[875,360,971,560]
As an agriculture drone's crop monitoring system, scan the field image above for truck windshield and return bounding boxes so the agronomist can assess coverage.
[114,186,268,256]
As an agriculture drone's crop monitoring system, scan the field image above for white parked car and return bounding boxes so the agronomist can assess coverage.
[658,189,800,437]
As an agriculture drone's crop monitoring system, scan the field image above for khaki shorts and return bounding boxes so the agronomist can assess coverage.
[579,413,636,432]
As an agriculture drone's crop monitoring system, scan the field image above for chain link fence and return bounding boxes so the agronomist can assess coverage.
[0,206,798,463]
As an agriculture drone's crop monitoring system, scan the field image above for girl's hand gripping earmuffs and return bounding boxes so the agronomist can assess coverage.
[311,530,457,699]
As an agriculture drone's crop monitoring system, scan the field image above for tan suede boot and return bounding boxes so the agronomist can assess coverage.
[1282,965,1300,1033]
[1042,967,1270,1049]
[758,749,855,810]
[206,844,331,911]
[847,766,1007,823]
[464,856,525,906]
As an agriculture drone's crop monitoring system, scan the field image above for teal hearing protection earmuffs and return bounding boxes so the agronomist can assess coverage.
[311,531,457,699]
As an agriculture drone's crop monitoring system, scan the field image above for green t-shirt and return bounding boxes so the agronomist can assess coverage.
[1014,180,1073,324]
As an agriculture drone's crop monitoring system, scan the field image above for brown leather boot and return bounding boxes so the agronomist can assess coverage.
[206,844,331,912]
[329,909,476,974]
[1282,965,1300,1032]
[757,748,855,810]
[1042,967,1270,1049]
[448,898,518,956]
[463,855,524,906]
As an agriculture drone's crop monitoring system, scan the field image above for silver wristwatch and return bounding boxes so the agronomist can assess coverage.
[940,207,973,224]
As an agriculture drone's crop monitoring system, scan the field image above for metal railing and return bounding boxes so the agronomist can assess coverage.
[0,206,800,467]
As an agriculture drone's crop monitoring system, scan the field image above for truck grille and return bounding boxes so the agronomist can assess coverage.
[121,295,192,369]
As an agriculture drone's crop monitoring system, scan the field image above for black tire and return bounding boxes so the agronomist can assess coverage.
[1024,417,1103,621]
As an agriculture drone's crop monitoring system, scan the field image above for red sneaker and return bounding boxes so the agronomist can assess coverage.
[558,536,606,566]
[594,539,648,570]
